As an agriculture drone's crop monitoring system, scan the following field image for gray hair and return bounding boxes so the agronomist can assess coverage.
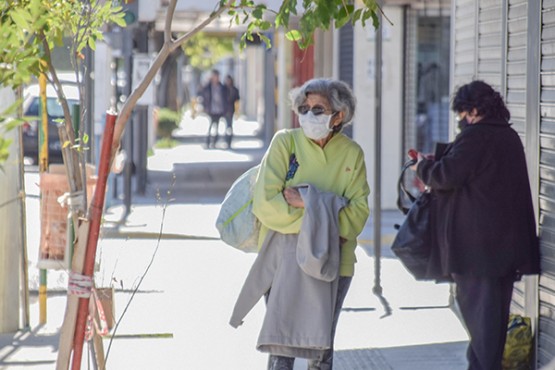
[289,78,356,129]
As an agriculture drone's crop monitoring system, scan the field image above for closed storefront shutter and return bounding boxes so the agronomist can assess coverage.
[338,23,354,88]
[339,23,354,138]
[506,0,529,316]
[452,0,477,88]
[477,0,503,88]
[539,0,555,365]
[505,0,527,137]
[403,8,418,157]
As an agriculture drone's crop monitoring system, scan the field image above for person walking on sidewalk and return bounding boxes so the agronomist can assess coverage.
[200,69,227,148]
[250,78,370,370]
[412,80,540,370]
[224,75,240,149]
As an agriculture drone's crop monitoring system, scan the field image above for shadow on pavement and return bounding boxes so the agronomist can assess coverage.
[335,341,468,370]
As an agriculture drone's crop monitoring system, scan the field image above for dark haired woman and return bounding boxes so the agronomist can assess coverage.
[412,80,540,370]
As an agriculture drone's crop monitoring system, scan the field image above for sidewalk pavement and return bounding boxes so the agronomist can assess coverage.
[0,113,469,369]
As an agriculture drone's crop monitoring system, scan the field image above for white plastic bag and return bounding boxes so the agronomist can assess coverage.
[215,165,260,253]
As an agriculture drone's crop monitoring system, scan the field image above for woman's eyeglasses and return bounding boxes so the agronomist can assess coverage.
[298,105,330,116]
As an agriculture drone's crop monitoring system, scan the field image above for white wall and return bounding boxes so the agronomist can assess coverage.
[352,6,404,210]
[0,87,22,332]
[243,46,265,121]
[138,0,159,22]
[276,31,293,130]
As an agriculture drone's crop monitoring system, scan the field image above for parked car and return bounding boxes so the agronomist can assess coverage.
[22,83,79,164]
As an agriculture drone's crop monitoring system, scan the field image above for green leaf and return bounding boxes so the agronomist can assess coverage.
[0,137,13,164]
[361,9,372,27]
[252,7,263,20]
[285,30,302,41]
[259,33,271,48]
[335,15,351,29]
[11,9,30,30]
[0,99,23,118]
[353,8,363,23]
[3,118,26,132]
[259,20,272,31]
[371,11,380,29]
[87,37,96,50]
[112,14,127,27]
[83,133,89,144]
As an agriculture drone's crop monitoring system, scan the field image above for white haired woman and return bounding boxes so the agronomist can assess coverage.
[252,78,370,370]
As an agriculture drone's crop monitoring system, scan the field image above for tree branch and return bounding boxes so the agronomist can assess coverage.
[172,4,229,50]
[40,33,84,192]
[164,0,177,43]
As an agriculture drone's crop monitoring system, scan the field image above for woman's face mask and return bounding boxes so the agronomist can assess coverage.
[457,117,470,131]
[298,111,335,140]
[456,112,470,131]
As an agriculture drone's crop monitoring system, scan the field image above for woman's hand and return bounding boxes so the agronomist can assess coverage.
[283,187,305,208]
[409,152,433,171]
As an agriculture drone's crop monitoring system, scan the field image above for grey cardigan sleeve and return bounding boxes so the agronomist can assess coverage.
[229,232,278,328]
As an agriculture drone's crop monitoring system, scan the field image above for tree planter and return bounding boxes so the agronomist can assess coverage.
[38,164,96,270]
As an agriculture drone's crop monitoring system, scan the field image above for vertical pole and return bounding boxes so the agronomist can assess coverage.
[85,46,95,164]
[70,111,117,370]
[263,35,276,146]
[122,27,133,216]
[123,121,133,215]
[17,100,30,329]
[373,5,382,289]
[68,105,81,267]
[372,1,390,316]
[38,71,48,325]
[525,0,541,355]
[135,107,147,195]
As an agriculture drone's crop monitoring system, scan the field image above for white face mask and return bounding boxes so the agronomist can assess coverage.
[299,111,334,140]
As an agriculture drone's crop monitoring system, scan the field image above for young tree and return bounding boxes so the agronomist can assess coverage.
[0,0,125,206]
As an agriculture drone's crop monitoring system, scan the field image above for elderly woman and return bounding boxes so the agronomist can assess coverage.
[252,78,370,370]
[413,80,540,370]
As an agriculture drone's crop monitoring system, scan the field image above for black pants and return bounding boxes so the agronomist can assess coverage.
[267,276,353,370]
[453,274,515,370]
[224,113,234,148]
[206,114,222,148]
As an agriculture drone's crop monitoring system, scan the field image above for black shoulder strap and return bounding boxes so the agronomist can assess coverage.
[396,159,417,215]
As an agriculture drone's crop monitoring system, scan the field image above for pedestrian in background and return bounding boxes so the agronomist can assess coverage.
[412,80,540,370]
[224,75,240,149]
[200,69,227,148]
[236,78,370,370]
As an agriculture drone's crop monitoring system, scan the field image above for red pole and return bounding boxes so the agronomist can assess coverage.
[71,111,117,370]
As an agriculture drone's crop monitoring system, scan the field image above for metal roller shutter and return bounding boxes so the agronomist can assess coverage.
[476,0,503,88]
[452,0,477,88]
[403,8,418,157]
[506,0,529,316]
[338,23,354,88]
[339,23,354,138]
[539,0,555,365]
[505,0,527,136]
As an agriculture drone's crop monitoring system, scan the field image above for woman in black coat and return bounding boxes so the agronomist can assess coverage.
[413,80,540,370]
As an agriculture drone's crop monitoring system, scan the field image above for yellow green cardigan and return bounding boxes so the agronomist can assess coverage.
[252,128,370,276]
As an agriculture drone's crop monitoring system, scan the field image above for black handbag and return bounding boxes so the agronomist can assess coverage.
[390,159,436,280]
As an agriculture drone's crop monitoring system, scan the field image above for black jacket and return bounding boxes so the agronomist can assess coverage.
[225,85,240,116]
[417,117,540,277]
[201,82,227,116]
